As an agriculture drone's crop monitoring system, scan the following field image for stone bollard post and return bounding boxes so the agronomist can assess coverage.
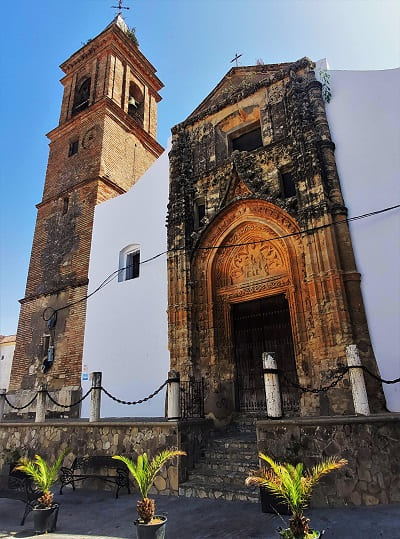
[346,344,370,415]
[167,370,181,421]
[89,372,102,423]
[262,352,282,418]
[0,389,6,422]
[35,385,47,423]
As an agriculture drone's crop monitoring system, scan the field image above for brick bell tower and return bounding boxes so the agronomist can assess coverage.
[9,15,163,416]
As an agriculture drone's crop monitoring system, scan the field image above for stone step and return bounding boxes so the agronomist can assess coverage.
[211,428,257,438]
[188,469,251,487]
[207,438,257,450]
[199,448,258,462]
[225,415,265,433]
[179,481,260,503]
[194,460,258,473]
[179,420,263,503]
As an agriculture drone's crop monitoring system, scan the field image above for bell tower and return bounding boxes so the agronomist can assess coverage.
[10,15,163,415]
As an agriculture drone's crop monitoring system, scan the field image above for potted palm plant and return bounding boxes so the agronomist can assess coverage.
[14,448,70,534]
[113,449,186,539]
[246,453,347,539]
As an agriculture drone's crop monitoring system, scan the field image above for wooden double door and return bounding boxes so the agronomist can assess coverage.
[233,293,300,414]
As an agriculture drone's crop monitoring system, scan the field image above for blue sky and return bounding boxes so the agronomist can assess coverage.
[0,0,399,335]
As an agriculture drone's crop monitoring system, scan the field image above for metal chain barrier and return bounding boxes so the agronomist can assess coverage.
[1,366,398,413]
[45,387,94,409]
[100,380,168,405]
[279,368,348,394]
[347,365,400,385]
[279,364,400,393]
[4,393,38,410]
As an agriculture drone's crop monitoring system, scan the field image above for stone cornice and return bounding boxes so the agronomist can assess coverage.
[172,57,314,132]
[257,413,400,427]
[46,97,164,158]
[36,175,126,209]
[20,279,89,304]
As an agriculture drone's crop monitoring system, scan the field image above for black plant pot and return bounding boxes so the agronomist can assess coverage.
[260,487,290,515]
[278,528,324,538]
[33,504,59,534]
[134,515,167,539]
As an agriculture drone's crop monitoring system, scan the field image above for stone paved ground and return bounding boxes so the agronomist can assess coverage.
[0,489,399,539]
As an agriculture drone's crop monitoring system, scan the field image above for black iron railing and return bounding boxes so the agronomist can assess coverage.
[180,379,204,419]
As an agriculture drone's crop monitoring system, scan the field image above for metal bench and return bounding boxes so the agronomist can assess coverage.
[59,456,130,498]
[0,470,42,525]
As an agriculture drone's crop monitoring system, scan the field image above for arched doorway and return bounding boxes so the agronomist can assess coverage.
[192,200,304,421]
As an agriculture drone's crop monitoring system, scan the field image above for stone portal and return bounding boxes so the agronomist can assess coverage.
[167,59,386,424]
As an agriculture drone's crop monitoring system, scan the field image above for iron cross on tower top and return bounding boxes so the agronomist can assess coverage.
[230,52,242,67]
[111,0,130,14]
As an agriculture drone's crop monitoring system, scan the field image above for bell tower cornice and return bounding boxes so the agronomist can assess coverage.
[46,97,164,158]
[59,19,163,96]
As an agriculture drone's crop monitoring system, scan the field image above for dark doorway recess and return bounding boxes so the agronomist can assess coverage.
[233,294,300,414]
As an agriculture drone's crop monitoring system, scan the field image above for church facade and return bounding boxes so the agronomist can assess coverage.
[7,14,399,420]
[167,59,390,423]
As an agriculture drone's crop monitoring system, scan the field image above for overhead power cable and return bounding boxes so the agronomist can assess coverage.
[42,203,399,320]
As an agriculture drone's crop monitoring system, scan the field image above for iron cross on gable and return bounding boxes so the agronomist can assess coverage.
[111,0,130,14]
[230,52,242,67]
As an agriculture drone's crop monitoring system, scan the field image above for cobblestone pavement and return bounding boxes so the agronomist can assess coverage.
[0,489,399,538]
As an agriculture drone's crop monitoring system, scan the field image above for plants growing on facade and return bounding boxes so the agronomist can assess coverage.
[126,26,139,47]
[113,449,186,524]
[246,453,347,539]
[319,69,332,103]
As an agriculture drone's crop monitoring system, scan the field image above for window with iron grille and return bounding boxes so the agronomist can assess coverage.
[126,251,140,280]
[118,245,140,282]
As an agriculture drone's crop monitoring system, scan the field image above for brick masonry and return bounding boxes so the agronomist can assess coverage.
[10,16,164,414]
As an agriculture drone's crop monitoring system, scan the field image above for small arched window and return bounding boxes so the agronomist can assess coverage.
[118,244,140,282]
[72,77,91,115]
[128,81,144,125]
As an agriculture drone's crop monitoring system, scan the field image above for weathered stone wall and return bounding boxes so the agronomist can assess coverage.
[256,414,400,506]
[167,58,386,423]
[0,419,210,495]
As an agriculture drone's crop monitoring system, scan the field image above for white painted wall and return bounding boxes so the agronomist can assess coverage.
[82,145,170,418]
[83,67,400,418]
[0,336,15,390]
[322,65,400,411]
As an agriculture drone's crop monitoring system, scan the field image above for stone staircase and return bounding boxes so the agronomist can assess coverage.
[179,415,262,503]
